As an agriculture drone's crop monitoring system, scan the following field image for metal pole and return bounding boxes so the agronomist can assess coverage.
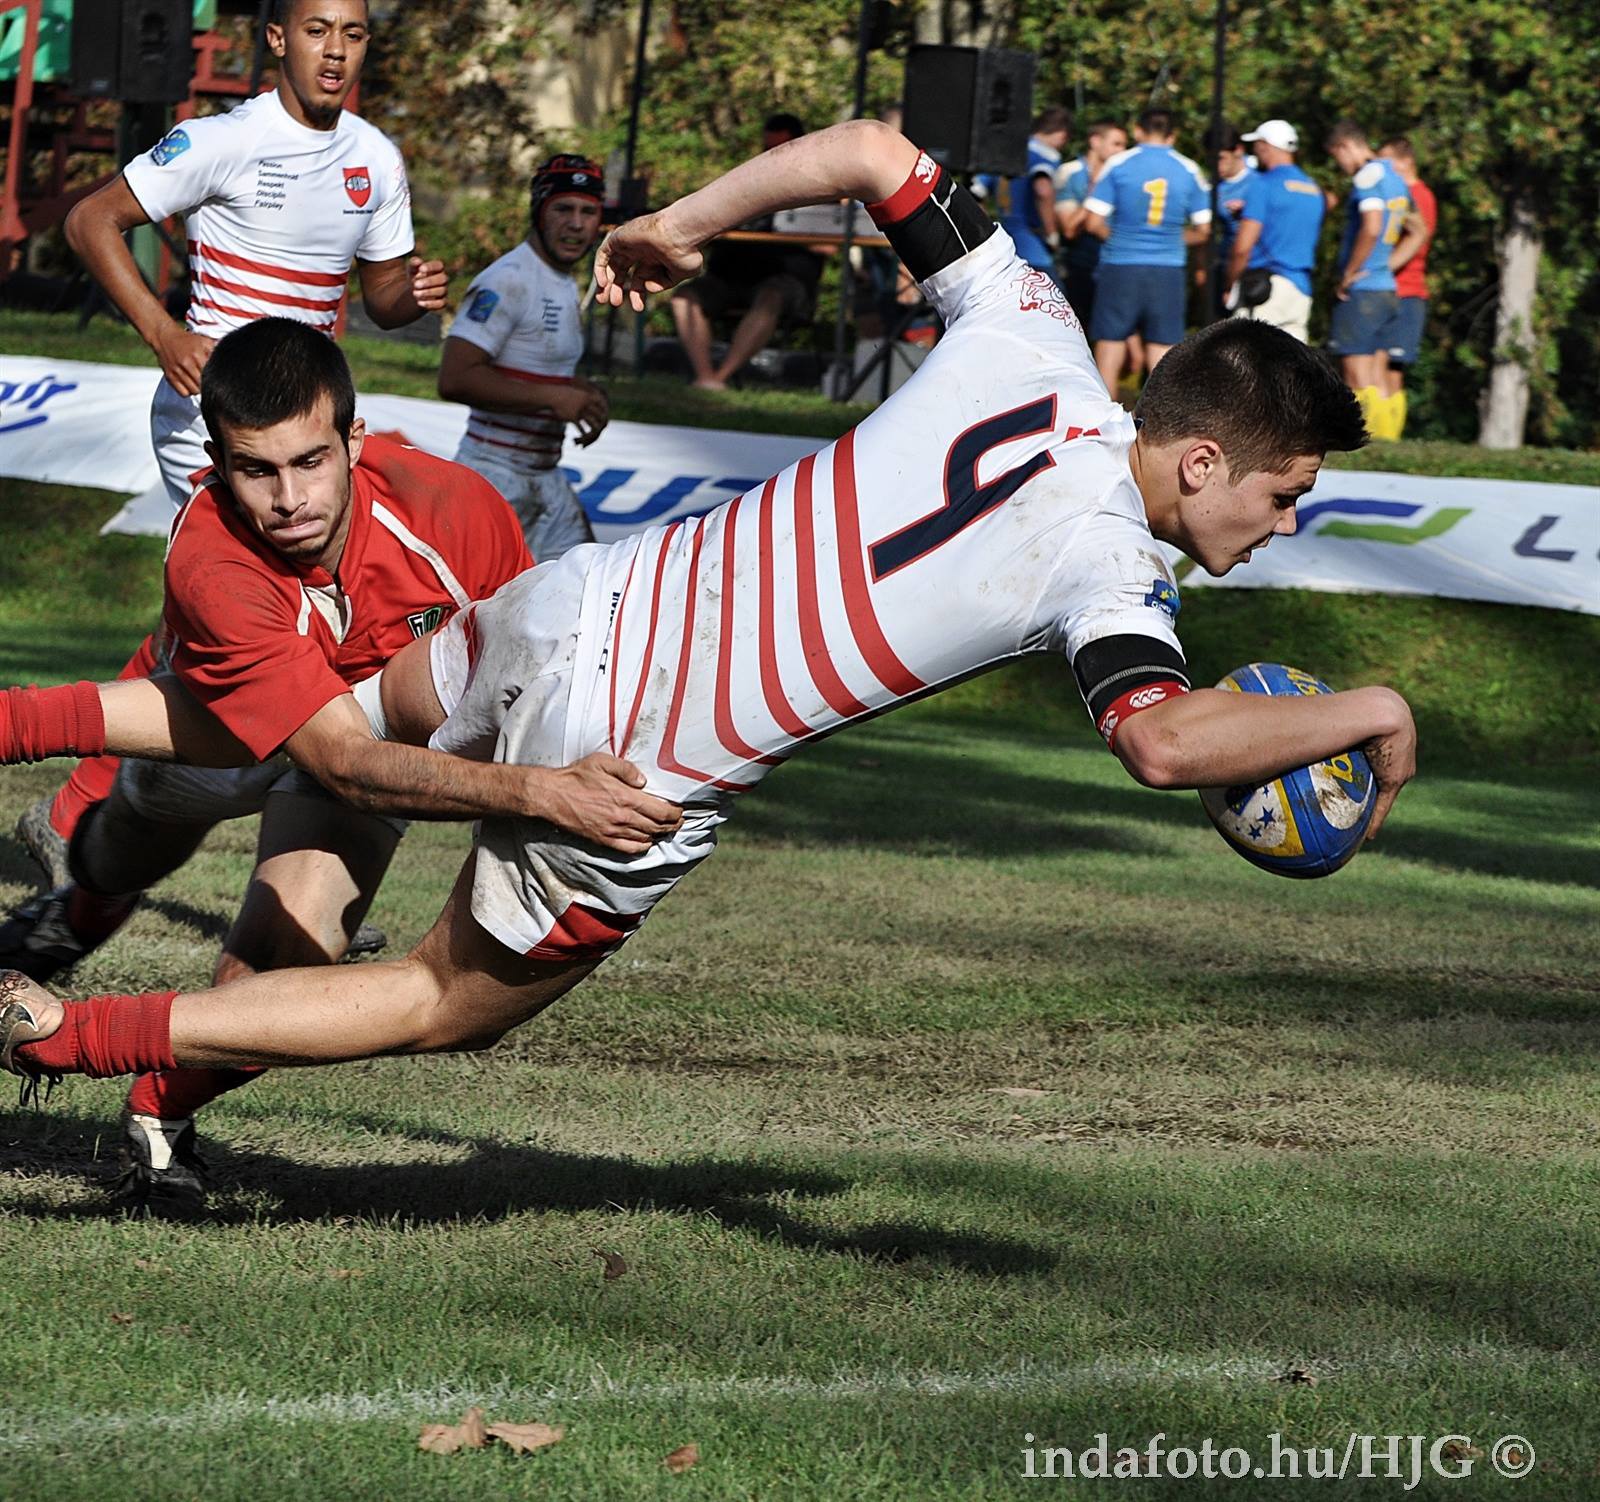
[1208,0,1227,321]
[608,0,653,379]
[829,0,874,400]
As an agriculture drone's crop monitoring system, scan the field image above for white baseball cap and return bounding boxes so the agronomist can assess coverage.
[1242,119,1298,152]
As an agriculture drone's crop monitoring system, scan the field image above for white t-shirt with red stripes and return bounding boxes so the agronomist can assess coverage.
[122,89,414,338]
[447,239,583,472]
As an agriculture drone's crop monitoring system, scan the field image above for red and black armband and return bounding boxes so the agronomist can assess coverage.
[1071,635,1191,751]
[0,681,106,764]
[866,151,996,283]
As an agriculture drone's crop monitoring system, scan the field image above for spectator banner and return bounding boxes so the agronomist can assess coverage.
[3,355,1596,614]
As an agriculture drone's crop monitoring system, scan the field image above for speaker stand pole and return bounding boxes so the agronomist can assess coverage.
[829,0,874,401]
[1208,0,1227,322]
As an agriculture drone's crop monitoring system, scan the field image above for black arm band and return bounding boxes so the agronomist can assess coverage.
[870,166,997,283]
[1072,634,1191,722]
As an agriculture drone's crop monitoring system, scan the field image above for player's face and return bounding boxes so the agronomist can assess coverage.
[1329,140,1364,177]
[537,194,604,266]
[1185,448,1320,576]
[268,1,369,129]
[1091,127,1126,164]
[208,398,367,572]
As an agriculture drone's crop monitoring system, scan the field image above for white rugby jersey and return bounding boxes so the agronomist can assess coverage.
[122,89,414,338]
[434,218,1186,809]
[448,240,584,473]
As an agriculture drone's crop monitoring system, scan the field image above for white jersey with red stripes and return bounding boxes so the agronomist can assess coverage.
[424,223,1185,959]
[448,239,583,473]
[122,89,414,338]
[589,226,1178,801]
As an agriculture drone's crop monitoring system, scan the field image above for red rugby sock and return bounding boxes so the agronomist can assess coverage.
[126,1065,265,1120]
[15,992,178,1078]
[46,632,159,840]
[0,682,105,765]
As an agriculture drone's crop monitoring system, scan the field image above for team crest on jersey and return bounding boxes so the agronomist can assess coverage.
[343,167,372,208]
[150,128,191,166]
[406,603,449,638]
[1013,267,1080,330]
[1143,578,1181,622]
[465,288,500,323]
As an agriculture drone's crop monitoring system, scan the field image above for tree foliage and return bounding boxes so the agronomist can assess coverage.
[363,0,1599,445]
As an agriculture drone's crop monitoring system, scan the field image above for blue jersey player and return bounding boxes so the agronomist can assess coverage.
[1325,118,1413,431]
[1227,119,1325,344]
[1082,107,1211,392]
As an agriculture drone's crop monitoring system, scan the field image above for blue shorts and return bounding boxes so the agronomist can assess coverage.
[1387,297,1428,365]
[1328,289,1402,357]
[1089,263,1188,346]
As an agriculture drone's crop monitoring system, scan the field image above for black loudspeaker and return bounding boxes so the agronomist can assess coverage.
[902,45,1036,178]
[71,0,194,105]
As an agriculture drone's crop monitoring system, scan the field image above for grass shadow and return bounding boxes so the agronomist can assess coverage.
[0,1110,1057,1278]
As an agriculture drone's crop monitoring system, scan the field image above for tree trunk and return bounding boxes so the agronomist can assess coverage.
[1478,185,1542,450]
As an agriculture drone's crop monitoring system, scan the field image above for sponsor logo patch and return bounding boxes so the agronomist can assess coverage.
[1142,577,1181,621]
[406,603,449,639]
[913,152,937,184]
[343,166,372,208]
[150,128,191,166]
[465,287,500,323]
[1128,686,1170,709]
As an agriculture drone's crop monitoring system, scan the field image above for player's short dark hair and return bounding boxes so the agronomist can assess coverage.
[1203,120,1242,154]
[200,317,357,454]
[763,112,805,140]
[1137,108,1175,138]
[1325,117,1369,150]
[1033,105,1072,135]
[272,0,369,23]
[1134,320,1367,477]
[1085,118,1124,141]
[1378,134,1415,163]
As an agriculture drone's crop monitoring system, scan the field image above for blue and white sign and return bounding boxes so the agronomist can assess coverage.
[2,354,1595,614]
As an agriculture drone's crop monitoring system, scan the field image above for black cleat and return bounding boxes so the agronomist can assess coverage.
[14,795,71,889]
[114,1111,208,1215]
[343,921,388,960]
[0,886,97,983]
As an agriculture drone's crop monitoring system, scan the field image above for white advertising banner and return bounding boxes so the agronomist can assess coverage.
[3,354,1596,613]
[1183,469,1599,615]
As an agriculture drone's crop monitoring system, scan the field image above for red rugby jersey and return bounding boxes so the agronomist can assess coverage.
[164,434,532,759]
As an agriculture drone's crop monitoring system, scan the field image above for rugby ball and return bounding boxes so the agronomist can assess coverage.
[1198,662,1375,878]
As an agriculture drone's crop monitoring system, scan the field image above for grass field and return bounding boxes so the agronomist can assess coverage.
[2,318,1599,1497]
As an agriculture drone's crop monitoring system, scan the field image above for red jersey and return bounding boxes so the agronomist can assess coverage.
[163,434,532,759]
[1394,177,1435,299]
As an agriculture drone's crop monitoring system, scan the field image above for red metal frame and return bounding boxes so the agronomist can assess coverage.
[1,10,359,284]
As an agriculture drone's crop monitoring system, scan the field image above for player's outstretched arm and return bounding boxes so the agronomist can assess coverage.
[285,695,682,853]
[594,119,923,311]
[1112,684,1416,838]
[0,675,254,768]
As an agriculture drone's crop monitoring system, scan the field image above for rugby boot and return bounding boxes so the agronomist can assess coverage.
[0,971,63,1106]
[0,885,135,983]
[344,921,388,960]
[114,1111,208,1216]
[14,794,71,889]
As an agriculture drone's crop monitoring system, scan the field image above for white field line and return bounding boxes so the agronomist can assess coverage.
[0,1344,1569,1453]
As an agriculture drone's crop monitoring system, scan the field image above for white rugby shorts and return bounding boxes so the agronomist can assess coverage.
[150,377,211,506]
[427,553,722,963]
